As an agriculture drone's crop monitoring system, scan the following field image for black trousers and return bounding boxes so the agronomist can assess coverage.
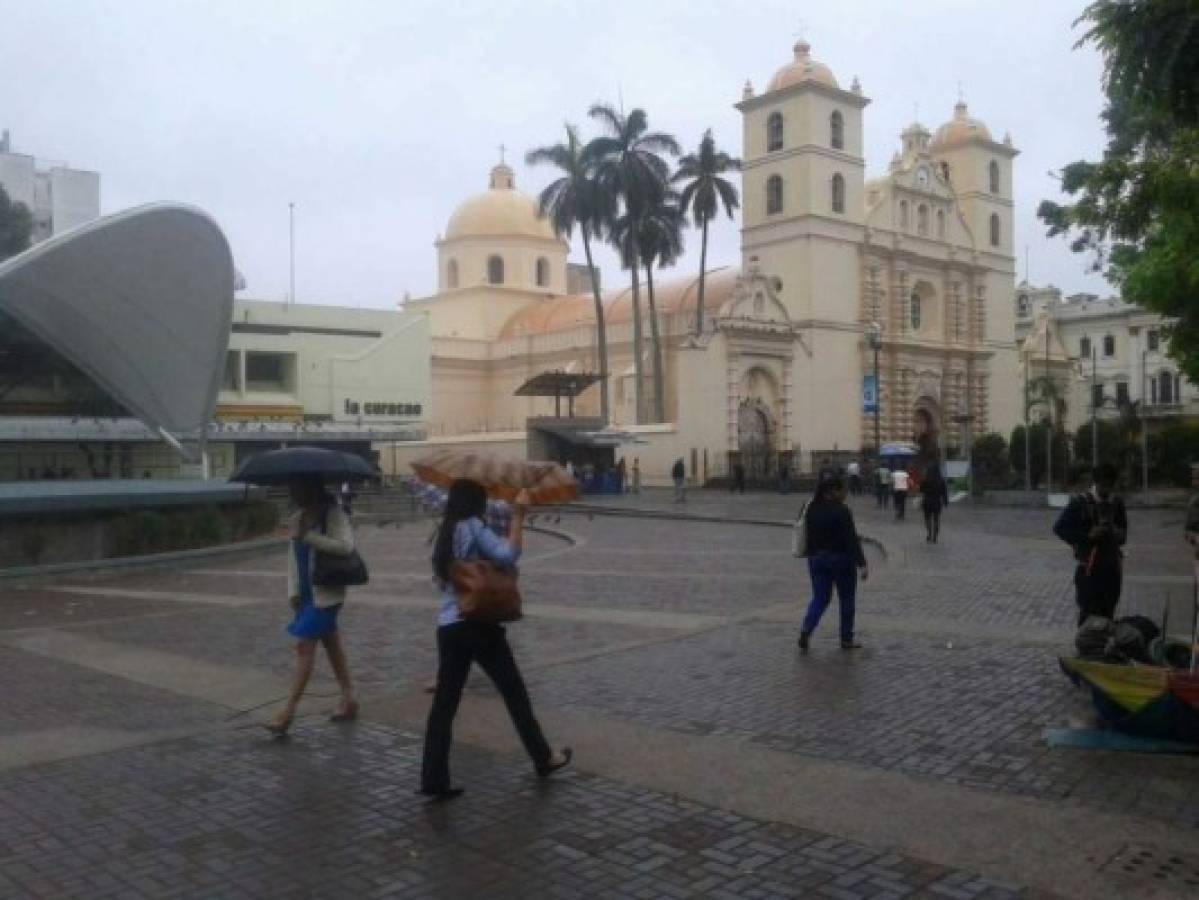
[893,490,908,519]
[421,621,551,792]
[923,505,941,541]
[1074,560,1122,625]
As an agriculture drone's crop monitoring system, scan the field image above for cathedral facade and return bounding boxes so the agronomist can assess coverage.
[402,41,1022,481]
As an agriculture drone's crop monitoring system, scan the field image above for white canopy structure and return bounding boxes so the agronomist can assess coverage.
[0,204,234,442]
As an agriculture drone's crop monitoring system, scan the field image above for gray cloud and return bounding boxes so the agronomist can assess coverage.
[3,0,1110,308]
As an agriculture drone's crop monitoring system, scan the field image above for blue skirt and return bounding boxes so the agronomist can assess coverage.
[287,601,342,640]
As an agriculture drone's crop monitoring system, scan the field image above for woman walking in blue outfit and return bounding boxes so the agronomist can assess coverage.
[266,477,359,735]
[421,478,571,801]
[798,475,869,651]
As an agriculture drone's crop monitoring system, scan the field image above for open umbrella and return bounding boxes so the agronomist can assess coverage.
[411,450,579,505]
[230,447,376,485]
[1060,657,1199,744]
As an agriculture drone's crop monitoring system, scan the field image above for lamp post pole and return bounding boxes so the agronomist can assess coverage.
[1142,349,1149,493]
[1091,346,1099,469]
[1045,323,1052,498]
[868,322,882,453]
[1023,354,1031,490]
[288,202,296,306]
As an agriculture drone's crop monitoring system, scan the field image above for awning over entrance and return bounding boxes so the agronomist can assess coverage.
[514,371,603,418]
[531,421,638,448]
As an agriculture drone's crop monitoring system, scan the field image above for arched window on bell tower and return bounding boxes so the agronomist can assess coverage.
[830,111,844,150]
[535,257,549,287]
[767,113,784,152]
[767,175,784,214]
[989,213,1000,247]
[831,173,845,214]
[988,160,1000,194]
[446,259,459,289]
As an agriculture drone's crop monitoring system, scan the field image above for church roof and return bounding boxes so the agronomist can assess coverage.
[766,41,839,93]
[443,162,559,243]
[498,267,739,339]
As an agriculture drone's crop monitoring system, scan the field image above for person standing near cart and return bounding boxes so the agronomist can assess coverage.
[875,463,891,509]
[891,466,910,520]
[1053,463,1128,625]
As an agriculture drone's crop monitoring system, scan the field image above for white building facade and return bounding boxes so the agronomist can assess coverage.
[1014,284,1198,435]
[0,130,100,243]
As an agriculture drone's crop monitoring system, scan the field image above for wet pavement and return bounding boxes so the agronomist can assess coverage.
[1,491,1196,898]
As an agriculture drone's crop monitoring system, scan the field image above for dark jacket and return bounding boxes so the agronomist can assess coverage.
[671,461,685,479]
[920,476,949,512]
[1053,491,1128,563]
[804,499,866,567]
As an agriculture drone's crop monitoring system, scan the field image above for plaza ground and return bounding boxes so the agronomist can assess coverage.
[0,491,1197,898]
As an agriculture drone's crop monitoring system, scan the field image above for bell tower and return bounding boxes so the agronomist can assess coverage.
[736,41,870,323]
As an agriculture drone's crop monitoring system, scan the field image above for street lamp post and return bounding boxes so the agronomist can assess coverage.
[1142,349,1150,493]
[868,322,883,453]
[1091,346,1099,469]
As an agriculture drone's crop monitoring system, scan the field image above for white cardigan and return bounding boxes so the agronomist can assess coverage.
[287,503,354,608]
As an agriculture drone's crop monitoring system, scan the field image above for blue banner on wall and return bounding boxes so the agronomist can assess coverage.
[863,374,878,414]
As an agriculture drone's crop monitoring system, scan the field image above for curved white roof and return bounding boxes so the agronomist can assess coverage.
[0,204,234,436]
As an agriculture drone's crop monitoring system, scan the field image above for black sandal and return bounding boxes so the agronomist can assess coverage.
[537,747,573,778]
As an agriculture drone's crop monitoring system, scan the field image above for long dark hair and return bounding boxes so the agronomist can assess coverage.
[813,473,845,504]
[432,479,488,583]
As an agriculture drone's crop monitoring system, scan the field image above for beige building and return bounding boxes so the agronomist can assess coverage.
[1015,284,1198,437]
[391,41,1023,483]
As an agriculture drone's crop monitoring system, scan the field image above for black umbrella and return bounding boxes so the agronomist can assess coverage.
[229,447,377,485]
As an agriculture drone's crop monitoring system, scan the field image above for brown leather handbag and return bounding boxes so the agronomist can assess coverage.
[450,560,523,623]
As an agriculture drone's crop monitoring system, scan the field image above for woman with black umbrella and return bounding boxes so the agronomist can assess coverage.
[266,475,360,735]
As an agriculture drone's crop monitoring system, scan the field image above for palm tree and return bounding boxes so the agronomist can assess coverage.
[637,197,684,423]
[673,129,741,337]
[526,124,612,424]
[611,199,683,423]
[587,104,679,424]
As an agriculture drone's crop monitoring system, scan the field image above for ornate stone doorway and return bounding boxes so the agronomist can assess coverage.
[913,397,941,459]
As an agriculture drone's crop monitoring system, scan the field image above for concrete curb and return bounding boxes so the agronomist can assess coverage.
[554,503,888,560]
[0,535,287,583]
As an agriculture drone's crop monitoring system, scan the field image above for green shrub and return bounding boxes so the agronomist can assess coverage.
[189,506,227,547]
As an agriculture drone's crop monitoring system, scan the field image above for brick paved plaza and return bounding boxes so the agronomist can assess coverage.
[1,492,1197,898]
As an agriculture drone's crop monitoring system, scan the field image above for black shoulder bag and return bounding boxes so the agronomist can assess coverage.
[312,504,370,587]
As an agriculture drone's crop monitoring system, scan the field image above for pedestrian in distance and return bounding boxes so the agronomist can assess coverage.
[421,479,571,801]
[733,461,746,493]
[778,461,791,494]
[632,457,641,495]
[920,462,949,543]
[797,474,869,651]
[891,466,910,520]
[266,477,360,736]
[876,464,891,509]
[1053,463,1128,626]
[847,459,861,496]
[672,458,686,503]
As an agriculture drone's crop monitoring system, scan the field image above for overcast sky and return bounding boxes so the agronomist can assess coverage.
[4,0,1111,309]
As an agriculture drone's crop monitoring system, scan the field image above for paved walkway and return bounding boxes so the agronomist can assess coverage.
[1,492,1197,898]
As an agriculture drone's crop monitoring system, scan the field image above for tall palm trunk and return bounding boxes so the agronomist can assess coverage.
[629,237,645,425]
[695,215,709,337]
[580,231,609,424]
[644,260,665,423]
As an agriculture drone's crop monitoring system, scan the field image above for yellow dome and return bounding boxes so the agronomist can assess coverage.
[932,101,992,149]
[444,163,558,242]
[767,41,839,93]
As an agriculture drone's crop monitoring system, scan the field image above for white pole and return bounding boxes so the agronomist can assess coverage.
[289,202,296,305]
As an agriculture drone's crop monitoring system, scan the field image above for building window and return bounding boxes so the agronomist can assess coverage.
[446,259,458,289]
[1092,384,1104,409]
[1080,336,1091,358]
[831,173,845,214]
[910,291,922,330]
[767,113,783,152]
[936,209,945,238]
[989,213,1000,247]
[767,175,783,214]
[916,204,929,236]
[830,110,844,150]
[487,255,504,285]
[1148,329,1160,351]
[1116,382,1130,406]
[988,160,1000,194]
[221,351,240,392]
[535,257,549,287]
[245,352,293,392]
[1103,334,1115,357]
[1160,370,1175,404]
[899,200,909,229]
[1017,293,1030,317]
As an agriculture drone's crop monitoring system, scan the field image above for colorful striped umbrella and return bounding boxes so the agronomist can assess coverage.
[1060,657,1199,744]
[411,450,579,506]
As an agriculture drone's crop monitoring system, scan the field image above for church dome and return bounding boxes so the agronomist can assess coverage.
[932,101,992,149]
[444,162,558,242]
[766,41,839,93]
